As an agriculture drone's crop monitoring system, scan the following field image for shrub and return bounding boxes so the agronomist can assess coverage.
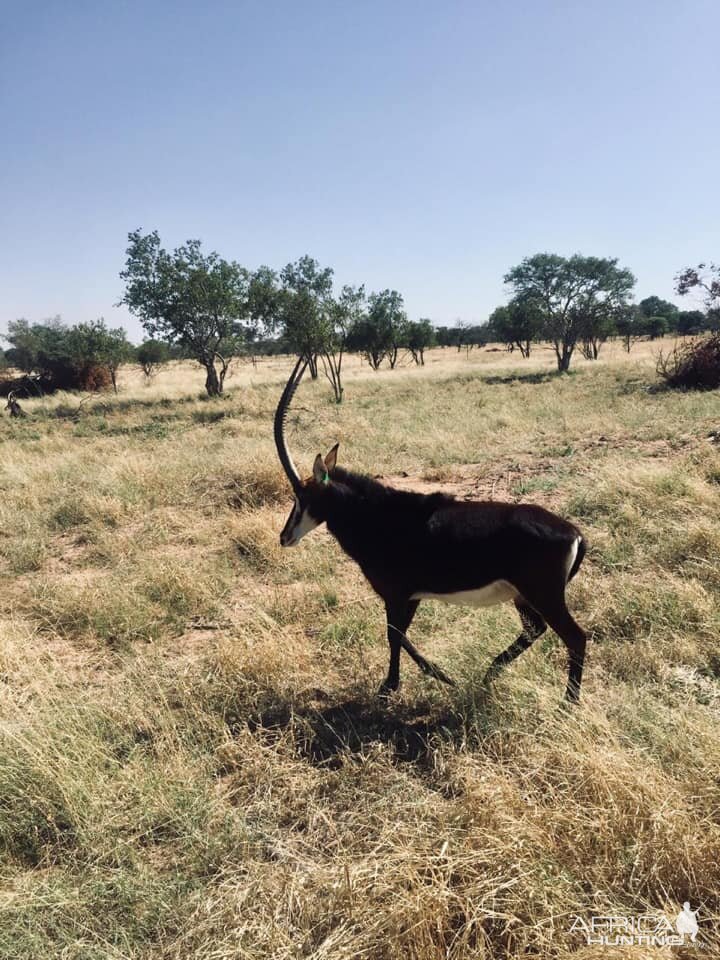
[657,334,720,390]
[3,318,129,393]
[136,339,171,379]
[75,363,114,392]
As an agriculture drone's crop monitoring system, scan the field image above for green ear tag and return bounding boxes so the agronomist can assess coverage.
[321,471,329,485]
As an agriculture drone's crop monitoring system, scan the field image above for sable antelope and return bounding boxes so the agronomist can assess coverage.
[274,359,588,702]
[5,391,25,419]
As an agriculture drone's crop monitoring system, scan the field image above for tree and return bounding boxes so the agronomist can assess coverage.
[4,316,66,377]
[675,262,720,308]
[614,306,642,353]
[65,319,132,392]
[455,323,488,355]
[577,300,621,359]
[640,313,668,340]
[636,296,679,340]
[706,308,720,333]
[488,297,543,358]
[3,317,130,391]
[504,253,636,372]
[346,314,389,370]
[638,296,679,334]
[136,340,171,379]
[676,310,706,336]
[435,326,458,348]
[365,290,407,369]
[119,229,253,396]
[247,266,281,328]
[278,256,335,380]
[321,284,365,402]
[406,318,435,365]
[348,290,406,370]
[272,257,364,402]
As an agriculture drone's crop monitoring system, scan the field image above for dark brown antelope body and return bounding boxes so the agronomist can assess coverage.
[274,359,588,702]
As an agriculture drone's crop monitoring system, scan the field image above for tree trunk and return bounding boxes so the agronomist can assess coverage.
[321,351,344,403]
[204,361,222,396]
[308,354,319,380]
[555,341,573,372]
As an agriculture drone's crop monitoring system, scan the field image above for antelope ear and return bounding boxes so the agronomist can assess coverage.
[313,454,329,484]
[324,443,339,472]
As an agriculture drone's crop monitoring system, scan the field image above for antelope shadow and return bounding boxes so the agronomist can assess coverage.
[242,687,495,768]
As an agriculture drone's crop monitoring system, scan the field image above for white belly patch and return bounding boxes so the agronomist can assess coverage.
[411,579,518,607]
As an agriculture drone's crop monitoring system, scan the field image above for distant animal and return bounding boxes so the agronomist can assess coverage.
[5,391,26,418]
[274,359,588,702]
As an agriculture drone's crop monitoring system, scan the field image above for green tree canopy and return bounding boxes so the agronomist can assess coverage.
[65,319,132,392]
[488,296,543,358]
[321,284,366,400]
[3,317,130,391]
[675,310,705,336]
[504,253,636,371]
[638,296,679,323]
[136,339,171,378]
[405,318,436,365]
[359,289,407,370]
[277,256,335,380]
[273,257,366,401]
[4,316,67,376]
[637,296,679,338]
[614,305,642,353]
[119,229,253,396]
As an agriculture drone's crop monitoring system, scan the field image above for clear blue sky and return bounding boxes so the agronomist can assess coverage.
[1,0,718,341]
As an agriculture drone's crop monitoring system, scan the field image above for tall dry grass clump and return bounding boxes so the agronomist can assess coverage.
[1,342,719,958]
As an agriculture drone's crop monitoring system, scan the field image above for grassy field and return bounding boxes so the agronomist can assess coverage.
[1,341,719,958]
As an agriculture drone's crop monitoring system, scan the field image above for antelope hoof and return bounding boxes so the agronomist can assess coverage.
[378,680,400,699]
[559,695,581,711]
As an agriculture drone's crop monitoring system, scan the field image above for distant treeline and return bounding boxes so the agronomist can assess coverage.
[2,234,717,398]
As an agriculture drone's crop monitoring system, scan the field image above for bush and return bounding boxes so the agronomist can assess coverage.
[76,364,114,392]
[657,334,720,390]
[3,318,130,393]
[136,340,171,378]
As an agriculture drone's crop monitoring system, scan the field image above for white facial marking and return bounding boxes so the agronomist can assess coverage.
[411,580,518,607]
[292,506,320,542]
[281,498,320,546]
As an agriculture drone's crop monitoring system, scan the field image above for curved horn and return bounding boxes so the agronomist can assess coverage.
[274,357,308,493]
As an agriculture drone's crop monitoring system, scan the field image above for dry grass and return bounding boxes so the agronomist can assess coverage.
[1,340,719,958]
